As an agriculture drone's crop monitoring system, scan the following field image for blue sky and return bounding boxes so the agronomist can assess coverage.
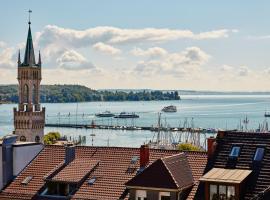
[1,0,270,91]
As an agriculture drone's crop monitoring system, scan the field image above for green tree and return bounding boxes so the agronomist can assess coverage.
[177,143,202,151]
[44,132,61,145]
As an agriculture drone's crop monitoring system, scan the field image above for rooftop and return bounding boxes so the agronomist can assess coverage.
[0,146,207,200]
[200,168,252,184]
[195,131,270,199]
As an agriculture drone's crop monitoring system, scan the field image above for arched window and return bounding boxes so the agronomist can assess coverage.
[32,84,36,104]
[35,136,40,143]
[20,136,26,142]
[23,84,29,103]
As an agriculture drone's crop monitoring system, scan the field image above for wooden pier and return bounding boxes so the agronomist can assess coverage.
[45,123,218,134]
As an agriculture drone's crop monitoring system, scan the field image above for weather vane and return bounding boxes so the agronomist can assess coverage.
[28,9,32,24]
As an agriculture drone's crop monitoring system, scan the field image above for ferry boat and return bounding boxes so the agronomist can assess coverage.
[95,111,115,117]
[265,112,270,117]
[114,112,139,118]
[162,105,177,113]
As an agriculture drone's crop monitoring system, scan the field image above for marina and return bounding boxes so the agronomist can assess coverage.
[1,95,270,147]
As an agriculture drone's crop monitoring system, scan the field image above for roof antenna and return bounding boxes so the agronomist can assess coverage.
[28,9,32,25]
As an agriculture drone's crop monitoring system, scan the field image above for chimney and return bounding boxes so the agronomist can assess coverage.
[207,137,216,159]
[140,144,149,168]
[65,146,75,164]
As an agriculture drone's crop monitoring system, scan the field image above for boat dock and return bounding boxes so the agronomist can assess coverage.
[45,123,218,134]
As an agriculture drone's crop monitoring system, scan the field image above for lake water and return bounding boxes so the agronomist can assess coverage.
[1,95,270,147]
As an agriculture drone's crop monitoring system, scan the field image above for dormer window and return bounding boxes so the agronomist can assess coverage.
[254,147,265,161]
[229,146,241,158]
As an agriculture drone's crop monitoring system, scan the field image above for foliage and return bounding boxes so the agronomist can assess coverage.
[177,143,202,151]
[0,84,180,103]
[44,132,61,145]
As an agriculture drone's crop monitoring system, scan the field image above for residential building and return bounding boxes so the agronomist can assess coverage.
[0,135,43,190]
[196,131,270,200]
[0,145,207,200]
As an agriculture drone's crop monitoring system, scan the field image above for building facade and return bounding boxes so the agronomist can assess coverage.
[13,19,45,143]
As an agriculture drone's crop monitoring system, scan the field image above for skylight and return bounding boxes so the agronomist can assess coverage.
[131,156,139,164]
[229,146,241,158]
[88,177,96,185]
[254,147,265,161]
[21,176,33,185]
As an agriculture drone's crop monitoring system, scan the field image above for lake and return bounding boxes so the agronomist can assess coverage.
[1,95,270,147]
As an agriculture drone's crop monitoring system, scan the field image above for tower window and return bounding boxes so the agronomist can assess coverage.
[229,146,241,158]
[20,136,26,142]
[35,136,40,143]
[254,147,265,161]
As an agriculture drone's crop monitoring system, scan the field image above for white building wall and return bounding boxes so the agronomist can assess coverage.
[13,144,43,175]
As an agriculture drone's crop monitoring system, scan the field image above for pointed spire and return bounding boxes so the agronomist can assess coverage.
[38,50,41,66]
[17,49,21,65]
[23,20,36,66]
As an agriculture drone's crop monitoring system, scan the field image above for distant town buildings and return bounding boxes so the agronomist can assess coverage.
[13,15,45,143]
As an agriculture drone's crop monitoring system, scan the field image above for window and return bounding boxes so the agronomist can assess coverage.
[254,147,265,161]
[20,135,26,142]
[35,136,40,143]
[131,156,139,164]
[210,184,217,200]
[227,186,235,199]
[229,146,241,158]
[159,192,170,200]
[21,176,33,185]
[160,197,170,200]
[136,190,147,200]
[219,185,226,200]
[88,177,96,185]
[209,184,236,200]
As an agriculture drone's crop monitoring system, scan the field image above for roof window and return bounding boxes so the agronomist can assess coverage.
[254,147,265,161]
[88,177,96,185]
[229,146,241,158]
[21,176,33,185]
[131,156,139,164]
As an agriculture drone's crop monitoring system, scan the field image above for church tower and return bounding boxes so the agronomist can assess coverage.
[13,12,45,143]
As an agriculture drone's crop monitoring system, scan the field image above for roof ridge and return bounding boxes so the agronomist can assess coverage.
[161,157,180,189]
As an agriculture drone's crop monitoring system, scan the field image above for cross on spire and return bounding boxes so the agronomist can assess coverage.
[28,9,32,25]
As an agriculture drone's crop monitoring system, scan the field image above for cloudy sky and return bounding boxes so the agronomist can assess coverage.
[1,0,270,91]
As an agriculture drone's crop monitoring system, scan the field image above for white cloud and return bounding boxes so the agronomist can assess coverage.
[93,42,121,55]
[238,66,250,76]
[0,47,15,69]
[220,65,250,78]
[0,41,6,48]
[36,25,235,49]
[56,49,95,70]
[134,47,210,78]
[131,47,167,58]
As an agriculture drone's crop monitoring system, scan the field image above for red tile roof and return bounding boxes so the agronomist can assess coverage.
[126,153,194,190]
[0,146,207,200]
[1,145,65,199]
[51,158,99,184]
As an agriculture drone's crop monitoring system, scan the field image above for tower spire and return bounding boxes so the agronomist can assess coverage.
[23,10,36,66]
[38,50,41,66]
[28,9,32,25]
[17,49,21,65]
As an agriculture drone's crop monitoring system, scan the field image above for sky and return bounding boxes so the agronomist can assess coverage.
[1,1,270,91]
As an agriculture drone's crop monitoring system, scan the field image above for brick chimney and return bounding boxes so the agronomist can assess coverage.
[140,144,149,168]
[207,137,216,159]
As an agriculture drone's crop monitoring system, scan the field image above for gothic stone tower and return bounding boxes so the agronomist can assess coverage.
[13,19,45,143]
